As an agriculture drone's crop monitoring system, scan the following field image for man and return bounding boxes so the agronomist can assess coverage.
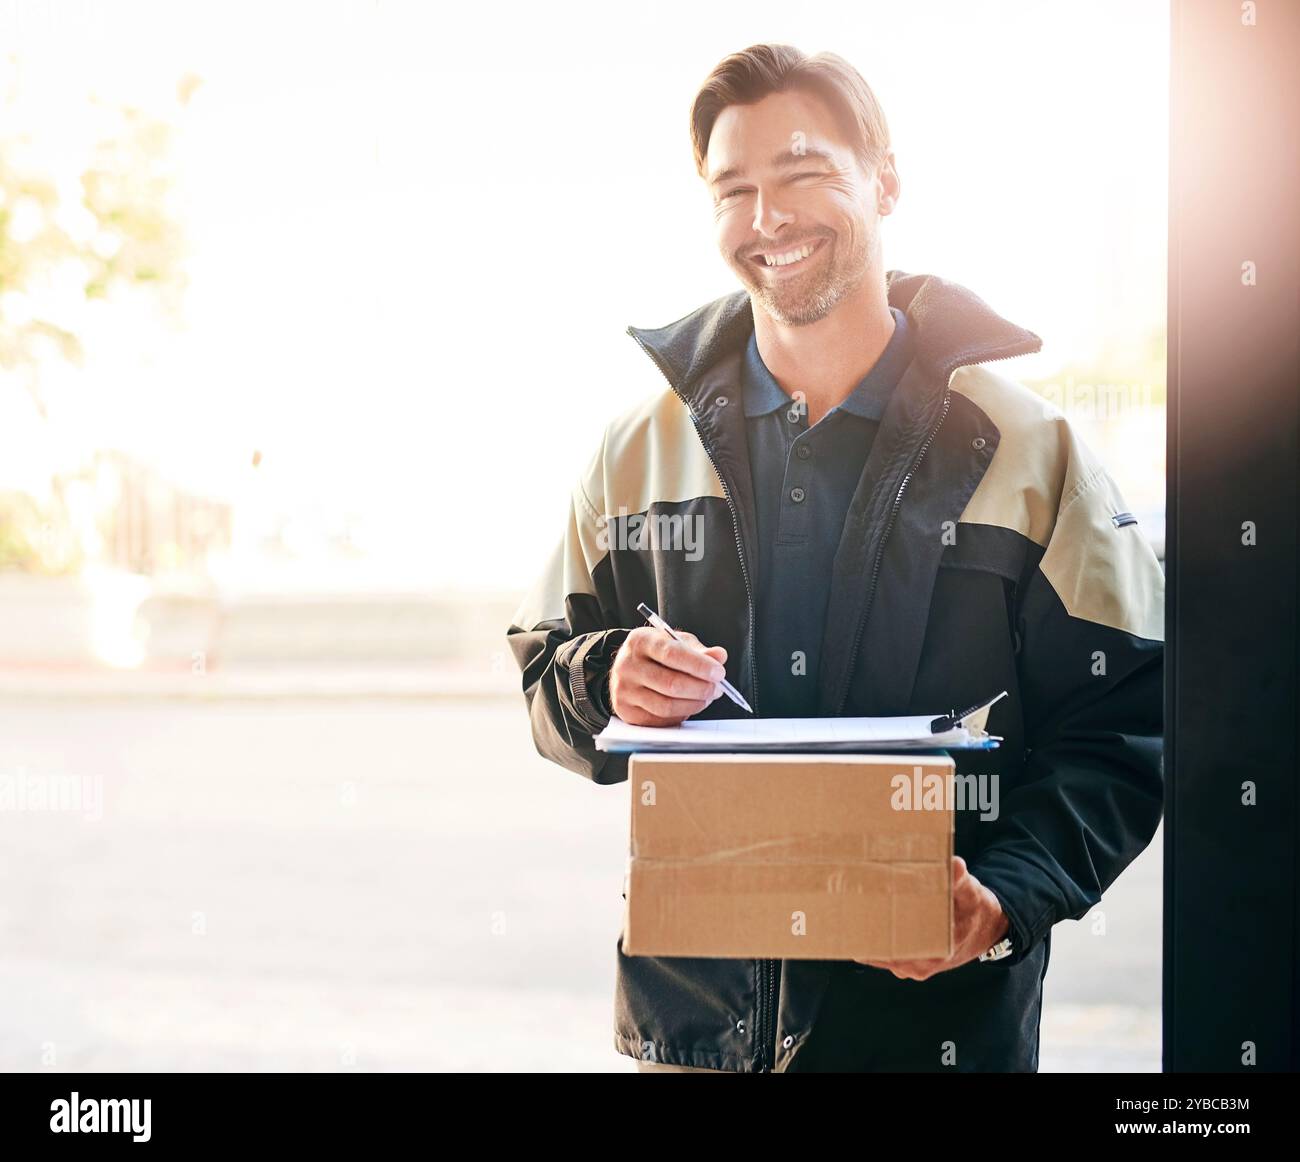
[506,43,1164,1072]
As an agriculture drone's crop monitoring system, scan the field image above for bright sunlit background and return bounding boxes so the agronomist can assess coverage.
[1,0,1167,1072]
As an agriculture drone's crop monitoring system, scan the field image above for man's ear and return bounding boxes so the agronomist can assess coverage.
[877,150,900,214]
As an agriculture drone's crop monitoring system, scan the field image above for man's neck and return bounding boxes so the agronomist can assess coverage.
[752,276,895,427]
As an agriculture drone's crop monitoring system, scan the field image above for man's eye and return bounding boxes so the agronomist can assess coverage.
[721,188,750,201]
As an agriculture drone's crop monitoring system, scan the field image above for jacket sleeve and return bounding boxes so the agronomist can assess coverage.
[967,445,1165,966]
[506,436,631,786]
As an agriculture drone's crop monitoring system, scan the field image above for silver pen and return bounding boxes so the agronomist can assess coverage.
[635,602,753,714]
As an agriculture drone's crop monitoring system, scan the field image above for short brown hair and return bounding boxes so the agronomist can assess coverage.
[689,44,891,180]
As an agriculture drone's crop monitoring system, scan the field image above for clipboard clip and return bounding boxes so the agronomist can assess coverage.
[929,690,1009,735]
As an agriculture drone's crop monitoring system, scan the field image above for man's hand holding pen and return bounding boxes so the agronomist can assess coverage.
[607,626,730,727]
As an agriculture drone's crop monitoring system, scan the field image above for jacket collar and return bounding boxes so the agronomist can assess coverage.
[626,269,1043,414]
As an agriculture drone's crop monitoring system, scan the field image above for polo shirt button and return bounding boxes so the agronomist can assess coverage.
[715,395,729,408]
[972,436,987,450]
[782,1035,794,1049]
[790,487,806,503]
[796,445,812,460]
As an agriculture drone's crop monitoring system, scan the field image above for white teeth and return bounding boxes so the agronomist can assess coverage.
[764,243,815,267]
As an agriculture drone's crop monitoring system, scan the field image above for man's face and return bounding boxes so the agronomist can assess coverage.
[706,89,889,326]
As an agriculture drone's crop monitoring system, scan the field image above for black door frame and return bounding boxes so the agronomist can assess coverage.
[1164,0,1299,1071]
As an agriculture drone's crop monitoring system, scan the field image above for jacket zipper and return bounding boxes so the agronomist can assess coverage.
[835,349,1028,715]
[625,330,760,713]
[626,328,777,1070]
[836,390,952,714]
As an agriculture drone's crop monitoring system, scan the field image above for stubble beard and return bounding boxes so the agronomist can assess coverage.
[735,228,873,327]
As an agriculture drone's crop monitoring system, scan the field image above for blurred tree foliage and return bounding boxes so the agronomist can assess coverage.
[1023,326,1168,412]
[0,67,193,416]
[0,489,77,573]
[0,65,196,572]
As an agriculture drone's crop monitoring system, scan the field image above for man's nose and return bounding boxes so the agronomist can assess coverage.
[752,189,795,238]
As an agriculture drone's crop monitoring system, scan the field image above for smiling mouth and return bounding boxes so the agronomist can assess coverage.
[748,237,826,270]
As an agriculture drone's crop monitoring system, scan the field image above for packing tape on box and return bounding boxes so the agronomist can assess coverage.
[629,857,950,893]
[629,833,950,866]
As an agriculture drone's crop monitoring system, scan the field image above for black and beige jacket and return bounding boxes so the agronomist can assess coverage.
[506,270,1164,1072]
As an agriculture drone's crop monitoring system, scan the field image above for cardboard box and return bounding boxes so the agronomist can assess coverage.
[623,752,954,960]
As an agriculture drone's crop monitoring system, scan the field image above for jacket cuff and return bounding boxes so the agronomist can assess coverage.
[965,852,1061,967]
[587,658,614,722]
[563,628,631,735]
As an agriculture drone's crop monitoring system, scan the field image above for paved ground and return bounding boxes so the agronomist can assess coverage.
[0,695,1161,1072]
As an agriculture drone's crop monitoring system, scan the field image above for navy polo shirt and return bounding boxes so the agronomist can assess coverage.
[742,306,914,717]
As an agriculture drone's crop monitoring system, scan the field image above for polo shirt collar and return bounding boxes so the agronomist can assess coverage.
[741,306,913,421]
